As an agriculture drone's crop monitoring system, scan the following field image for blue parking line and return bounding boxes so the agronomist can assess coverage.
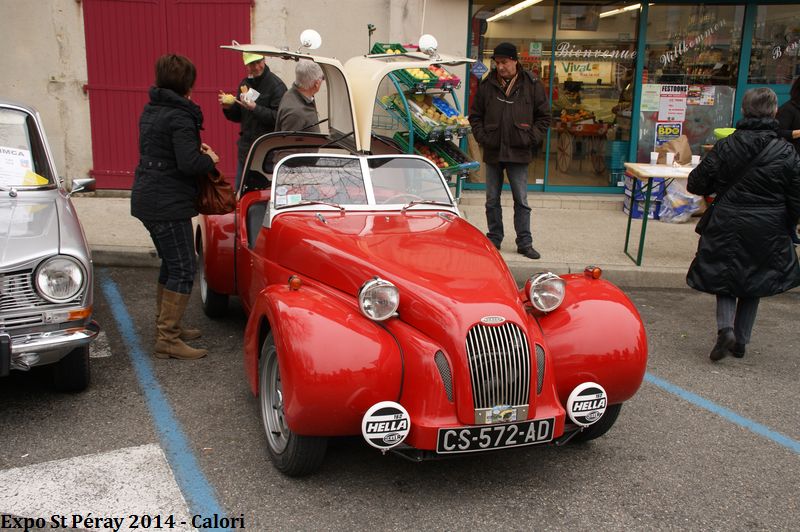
[99,272,231,530]
[645,372,800,455]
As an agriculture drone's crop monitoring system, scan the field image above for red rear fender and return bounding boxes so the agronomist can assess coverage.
[198,212,236,295]
[244,284,403,436]
[537,275,647,405]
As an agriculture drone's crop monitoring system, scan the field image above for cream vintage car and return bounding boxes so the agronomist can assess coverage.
[0,100,99,391]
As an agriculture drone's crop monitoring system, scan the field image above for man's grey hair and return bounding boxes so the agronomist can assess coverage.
[741,87,778,119]
[295,60,324,90]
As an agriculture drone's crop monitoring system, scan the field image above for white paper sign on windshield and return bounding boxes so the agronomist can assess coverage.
[0,146,45,186]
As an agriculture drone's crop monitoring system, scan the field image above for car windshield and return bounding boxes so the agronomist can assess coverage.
[367,156,451,205]
[0,108,54,188]
[272,154,452,210]
[274,155,367,207]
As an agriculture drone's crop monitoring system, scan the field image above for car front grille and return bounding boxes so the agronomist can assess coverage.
[0,269,81,329]
[465,322,531,410]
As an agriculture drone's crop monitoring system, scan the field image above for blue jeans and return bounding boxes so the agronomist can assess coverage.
[142,219,196,295]
[485,162,532,249]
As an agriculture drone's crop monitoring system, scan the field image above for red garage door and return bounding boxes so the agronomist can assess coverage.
[83,0,251,189]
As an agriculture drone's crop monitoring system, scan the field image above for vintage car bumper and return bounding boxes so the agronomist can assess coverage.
[0,320,100,376]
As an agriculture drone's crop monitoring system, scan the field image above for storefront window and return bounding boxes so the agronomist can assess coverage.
[748,5,800,85]
[638,4,744,162]
[469,1,640,189]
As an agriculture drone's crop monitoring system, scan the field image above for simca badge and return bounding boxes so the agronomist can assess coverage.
[567,382,608,426]
[361,401,410,452]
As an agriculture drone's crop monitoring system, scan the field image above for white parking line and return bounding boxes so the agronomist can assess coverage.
[0,444,193,531]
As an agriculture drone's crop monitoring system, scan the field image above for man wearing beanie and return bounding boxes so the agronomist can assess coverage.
[219,53,287,188]
[469,42,551,259]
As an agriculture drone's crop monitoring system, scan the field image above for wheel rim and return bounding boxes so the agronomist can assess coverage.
[557,132,573,172]
[260,345,290,454]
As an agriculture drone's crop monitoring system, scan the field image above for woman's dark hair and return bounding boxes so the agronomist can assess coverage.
[741,87,778,119]
[155,54,196,96]
[791,76,800,104]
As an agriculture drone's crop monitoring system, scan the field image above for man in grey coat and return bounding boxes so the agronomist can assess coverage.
[276,60,325,132]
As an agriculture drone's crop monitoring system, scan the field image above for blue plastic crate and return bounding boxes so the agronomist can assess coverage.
[624,175,666,201]
[623,194,661,220]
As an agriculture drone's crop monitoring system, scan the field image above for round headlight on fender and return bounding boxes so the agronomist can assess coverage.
[525,272,566,313]
[358,277,399,321]
[35,256,85,303]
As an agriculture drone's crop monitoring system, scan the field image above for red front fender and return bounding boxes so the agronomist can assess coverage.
[537,275,647,406]
[243,284,403,436]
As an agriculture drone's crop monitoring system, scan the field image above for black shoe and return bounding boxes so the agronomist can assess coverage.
[517,247,541,260]
[731,342,746,358]
[709,327,735,361]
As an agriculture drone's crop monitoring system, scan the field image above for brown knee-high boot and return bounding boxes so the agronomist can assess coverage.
[154,289,208,360]
[157,283,201,340]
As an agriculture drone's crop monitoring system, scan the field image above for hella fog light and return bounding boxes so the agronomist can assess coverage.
[359,277,399,321]
[526,272,566,313]
[35,256,85,303]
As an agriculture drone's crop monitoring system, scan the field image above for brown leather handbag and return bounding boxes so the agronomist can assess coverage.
[196,171,235,215]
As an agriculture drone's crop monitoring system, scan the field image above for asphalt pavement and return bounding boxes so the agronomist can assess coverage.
[73,190,706,288]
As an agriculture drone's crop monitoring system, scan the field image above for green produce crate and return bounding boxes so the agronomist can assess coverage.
[392,132,459,171]
[371,42,407,54]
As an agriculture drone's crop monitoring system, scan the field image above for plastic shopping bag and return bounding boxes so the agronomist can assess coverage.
[659,180,703,223]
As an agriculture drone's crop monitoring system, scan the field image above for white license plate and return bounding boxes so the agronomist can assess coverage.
[436,418,555,454]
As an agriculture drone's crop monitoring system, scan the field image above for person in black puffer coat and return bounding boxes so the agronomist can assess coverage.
[687,87,800,362]
[131,54,219,361]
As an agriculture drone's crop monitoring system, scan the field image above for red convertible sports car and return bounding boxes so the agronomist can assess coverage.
[197,41,647,476]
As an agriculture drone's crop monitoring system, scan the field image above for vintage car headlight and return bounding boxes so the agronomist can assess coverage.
[35,256,85,303]
[359,277,399,321]
[526,272,566,313]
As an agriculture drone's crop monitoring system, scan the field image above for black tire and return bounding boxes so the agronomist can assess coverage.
[53,345,90,392]
[197,237,229,318]
[570,403,622,443]
[259,333,327,476]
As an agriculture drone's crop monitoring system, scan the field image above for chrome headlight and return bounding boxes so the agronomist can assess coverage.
[358,277,399,321]
[35,256,85,303]
[526,272,566,313]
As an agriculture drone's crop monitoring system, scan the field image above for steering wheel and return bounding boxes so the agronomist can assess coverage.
[381,193,424,204]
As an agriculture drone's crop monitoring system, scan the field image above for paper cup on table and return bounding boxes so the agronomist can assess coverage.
[665,152,675,166]
[691,154,701,167]
[649,152,658,165]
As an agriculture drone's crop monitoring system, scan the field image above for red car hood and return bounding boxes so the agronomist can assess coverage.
[271,211,528,336]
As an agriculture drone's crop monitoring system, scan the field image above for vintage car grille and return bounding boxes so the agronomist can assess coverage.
[0,269,82,329]
[466,323,531,409]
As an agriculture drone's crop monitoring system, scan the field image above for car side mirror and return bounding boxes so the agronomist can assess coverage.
[69,177,96,196]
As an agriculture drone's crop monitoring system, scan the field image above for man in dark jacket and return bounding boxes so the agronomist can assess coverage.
[219,53,287,188]
[687,87,800,362]
[469,42,551,259]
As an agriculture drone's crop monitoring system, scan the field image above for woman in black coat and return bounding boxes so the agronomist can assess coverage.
[131,54,219,360]
[687,87,800,362]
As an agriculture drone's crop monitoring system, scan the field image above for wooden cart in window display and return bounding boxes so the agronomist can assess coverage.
[555,119,609,175]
